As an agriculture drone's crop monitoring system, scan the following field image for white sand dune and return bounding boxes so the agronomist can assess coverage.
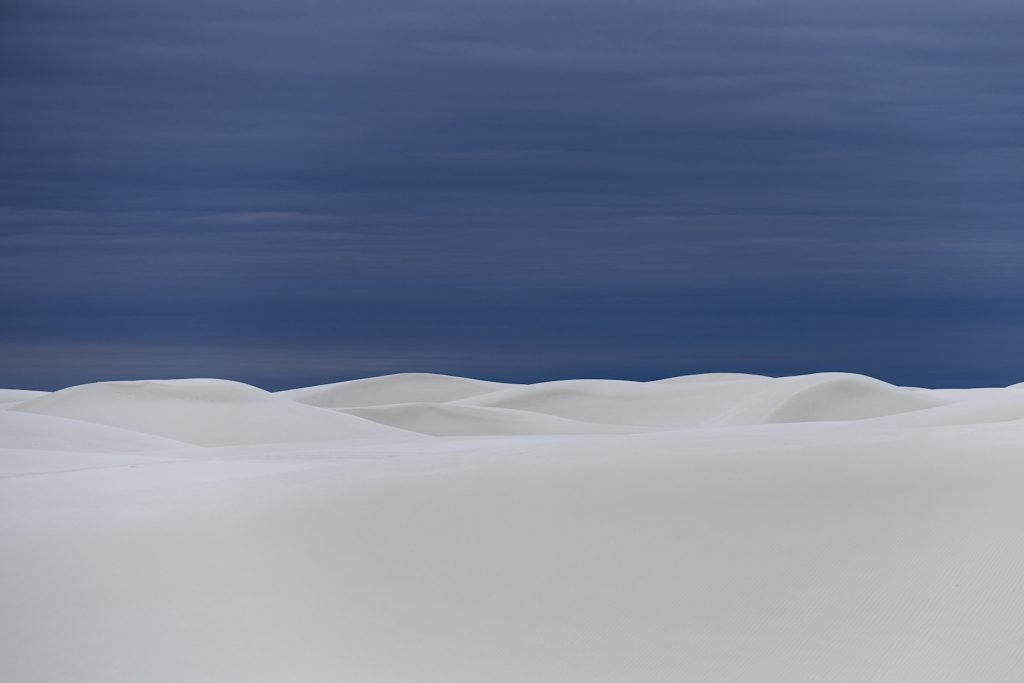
[457,372,947,428]
[277,372,514,408]
[12,378,417,446]
[3,371,1024,682]
[733,372,950,424]
[0,388,49,411]
[0,410,187,452]
[652,371,767,384]
[0,388,48,403]
[343,401,647,436]
[455,377,752,426]
[860,388,1024,428]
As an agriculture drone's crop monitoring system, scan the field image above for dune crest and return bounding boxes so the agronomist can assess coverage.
[652,372,767,384]
[277,372,515,408]
[455,372,949,429]
[13,378,418,446]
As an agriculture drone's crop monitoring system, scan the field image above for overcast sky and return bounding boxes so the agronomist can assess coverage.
[2,0,1023,389]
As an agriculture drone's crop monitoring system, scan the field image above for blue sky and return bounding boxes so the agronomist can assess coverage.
[2,0,1023,389]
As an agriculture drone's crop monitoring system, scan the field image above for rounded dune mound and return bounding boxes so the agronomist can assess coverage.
[343,402,646,437]
[277,372,516,409]
[0,388,49,405]
[653,373,767,385]
[727,373,950,425]
[0,410,188,452]
[455,378,773,428]
[859,389,1024,428]
[13,379,417,446]
[458,374,948,428]
[925,387,1014,401]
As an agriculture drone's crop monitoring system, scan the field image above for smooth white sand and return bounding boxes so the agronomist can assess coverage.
[3,372,1024,682]
[12,379,418,446]
[277,372,517,408]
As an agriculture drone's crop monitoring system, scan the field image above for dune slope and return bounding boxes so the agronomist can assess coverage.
[343,402,646,436]
[0,410,187,452]
[277,372,514,409]
[13,379,417,446]
[457,373,946,428]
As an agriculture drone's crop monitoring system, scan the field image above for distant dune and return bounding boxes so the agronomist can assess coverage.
[3,371,1024,682]
[0,410,187,452]
[12,378,417,446]
[277,372,516,408]
[342,401,645,436]
[454,372,947,428]
[652,371,768,384]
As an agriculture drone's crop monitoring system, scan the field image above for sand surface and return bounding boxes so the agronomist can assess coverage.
[3,372,1024,682]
